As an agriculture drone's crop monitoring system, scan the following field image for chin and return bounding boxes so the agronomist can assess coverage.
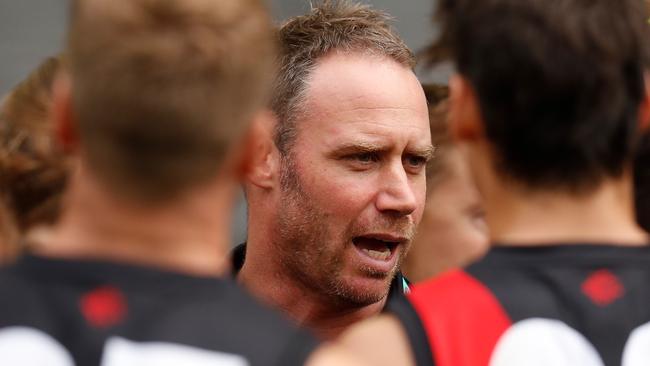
[331,273,393,306]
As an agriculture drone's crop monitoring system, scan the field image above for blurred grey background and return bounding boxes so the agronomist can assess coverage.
[0,0,446,244]
[0,0,445,95]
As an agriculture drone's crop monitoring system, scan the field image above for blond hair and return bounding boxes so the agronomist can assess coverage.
[67,0,276,202]
[271,0,414,155]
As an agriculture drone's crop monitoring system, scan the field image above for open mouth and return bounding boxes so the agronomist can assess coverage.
[352,235,403,261]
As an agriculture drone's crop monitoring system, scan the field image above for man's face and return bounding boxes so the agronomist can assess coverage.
[275,52,431,306]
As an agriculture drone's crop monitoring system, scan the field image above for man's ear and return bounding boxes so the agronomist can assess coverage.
[240,110,279,189]
[639,73,650,131]
[52,73,79,153]
[448,74,484,143]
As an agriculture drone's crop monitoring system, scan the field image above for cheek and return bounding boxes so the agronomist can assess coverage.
[459,221,490,260]
[301,167,377,216]
[461,218,488,246]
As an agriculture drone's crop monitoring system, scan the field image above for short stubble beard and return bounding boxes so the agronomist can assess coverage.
[275,153,411,307]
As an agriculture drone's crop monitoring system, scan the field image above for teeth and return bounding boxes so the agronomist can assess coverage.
[362,248,391,261]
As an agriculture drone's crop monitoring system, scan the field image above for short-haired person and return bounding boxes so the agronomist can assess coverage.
[401,84,488,283]
[237,0,432,339]
[0,0,359,364]
[0,56,66,264]
[342,0,650,365]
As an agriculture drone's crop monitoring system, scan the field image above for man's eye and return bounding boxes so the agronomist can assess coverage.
[352,152,378,163]
[405,155,427,168]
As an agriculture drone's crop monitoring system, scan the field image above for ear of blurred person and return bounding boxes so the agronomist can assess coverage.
[401,83,488,283]
[448,75,484,142]
[243,109,278,190]
[51,72,78,154]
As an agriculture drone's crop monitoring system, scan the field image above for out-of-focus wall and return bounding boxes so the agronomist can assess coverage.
[271,0,434,52]
[0,0,446,95]
[0,0,67,95]
[0,0,446,244]
[269,0,449,83]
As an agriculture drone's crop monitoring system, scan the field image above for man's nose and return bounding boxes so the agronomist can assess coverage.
[374,161,418,216]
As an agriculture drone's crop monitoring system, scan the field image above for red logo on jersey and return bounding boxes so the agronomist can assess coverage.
[581,269,624,306]
[80,286,127,328]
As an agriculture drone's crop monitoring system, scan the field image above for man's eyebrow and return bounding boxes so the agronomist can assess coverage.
[329,142,385,155]
[329,143,436,160]
[408,145,436,161]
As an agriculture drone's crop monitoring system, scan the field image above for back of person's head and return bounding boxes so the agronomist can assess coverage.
[66,0,276,202]
[0,56,66,234]
[271,0,414,156]
[430,0,650,192]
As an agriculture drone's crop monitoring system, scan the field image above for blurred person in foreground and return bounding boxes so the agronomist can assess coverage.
[0,0,359,364]
[342,0,650,365]
[401,84,488,283]
[0,56,66,264]
[235,0,432,340]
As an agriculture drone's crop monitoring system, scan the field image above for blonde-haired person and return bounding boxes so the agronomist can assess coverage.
[401,84,488,283]
[0,0,360,364]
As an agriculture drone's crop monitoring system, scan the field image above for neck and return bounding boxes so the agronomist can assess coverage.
[239,249,385,340]
[32,164,235,277]
[483,174,648,246]
[240,200,385,340]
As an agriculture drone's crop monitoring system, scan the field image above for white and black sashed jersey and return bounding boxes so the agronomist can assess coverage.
[389,244,650,366]
[0,255,319,366]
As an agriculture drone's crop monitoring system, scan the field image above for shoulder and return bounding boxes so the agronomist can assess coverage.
[409,269,501,310]
[192,281,321,365]
[340,314,416,366]
[0,263,57,335]
[0,262,44,306]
